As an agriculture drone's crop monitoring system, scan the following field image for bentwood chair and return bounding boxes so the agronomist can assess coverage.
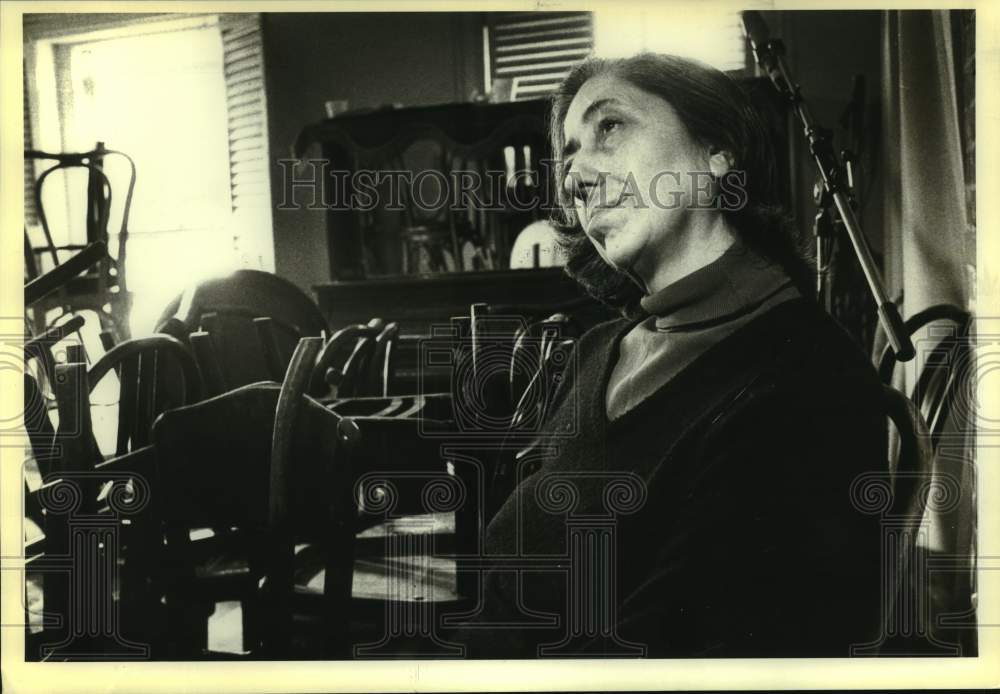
[877,304,973,449]
[87,335,203,457]
[284,401,474,658]
[308,318,403,400]
[360,321,400,397]
[152,339,361,659]
[155,269,329,396]
[25,145,136,344]
[24,336,203,660]
[874,303,977,655]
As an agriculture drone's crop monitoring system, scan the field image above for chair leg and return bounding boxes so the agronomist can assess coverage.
[263,336,325,658]
[241,590,261,655]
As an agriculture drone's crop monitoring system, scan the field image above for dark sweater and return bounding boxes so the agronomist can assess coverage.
[455,298,887,658]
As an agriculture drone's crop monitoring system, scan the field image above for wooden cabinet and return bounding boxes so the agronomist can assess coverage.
[295,99,556,281]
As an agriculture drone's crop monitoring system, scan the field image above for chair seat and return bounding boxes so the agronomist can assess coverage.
[323,393,453,420]
[188,513,461,602]
[294,512,461,603]
[195,550,255,581]
[356,511,454,538]
[291,546,461,603]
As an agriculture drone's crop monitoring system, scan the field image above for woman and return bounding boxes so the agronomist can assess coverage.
[455,54,886,658]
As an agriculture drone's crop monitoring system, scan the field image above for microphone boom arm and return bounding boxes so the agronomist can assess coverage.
[742,11,914,361]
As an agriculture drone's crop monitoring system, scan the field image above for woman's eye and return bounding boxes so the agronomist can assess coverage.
[598,118,622,136]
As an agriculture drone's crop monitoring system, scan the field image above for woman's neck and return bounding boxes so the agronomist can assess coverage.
[635,214,738,296]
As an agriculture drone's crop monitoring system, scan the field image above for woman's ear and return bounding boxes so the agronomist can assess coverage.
[708,146,735,178]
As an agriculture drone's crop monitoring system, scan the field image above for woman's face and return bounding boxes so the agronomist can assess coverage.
[561,74,716,286]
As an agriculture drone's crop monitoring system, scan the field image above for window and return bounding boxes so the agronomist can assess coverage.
[484,12,594,100]
[593,8,748,72]
[483,9,748,101]
[219,14,273,262]
[24,13,273,335]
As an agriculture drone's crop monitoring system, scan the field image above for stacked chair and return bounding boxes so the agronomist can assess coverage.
[25,144,136,345]
[871,304,977,655]
[25,267,512,659]
[23,247,205,659]
[154,269,331,394]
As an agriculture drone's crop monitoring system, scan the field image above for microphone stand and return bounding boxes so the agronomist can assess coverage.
[742,12,915,361]
[812,183,834,313]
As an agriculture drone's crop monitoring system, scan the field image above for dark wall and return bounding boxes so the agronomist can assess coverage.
[261,12,483,295]
[770,11,884,253]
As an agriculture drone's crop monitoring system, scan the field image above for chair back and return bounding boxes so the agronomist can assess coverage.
[155,269,328,392]
[87,335,203,456]
[366,322,400,397]
[510,313,577,400]
[310,322,377,398]
[875,304,976,654]
[883,385,933,518]
[152,366,358,656]
[338,318,385,398]
[26,145,136,343]
[872,381,975,655]
[26,352,171,660]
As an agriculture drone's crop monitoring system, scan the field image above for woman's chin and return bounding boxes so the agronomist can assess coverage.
[601,244,640,275]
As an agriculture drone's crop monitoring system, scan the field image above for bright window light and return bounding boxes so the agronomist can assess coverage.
[28,18,240,336]
[592,8,747,72]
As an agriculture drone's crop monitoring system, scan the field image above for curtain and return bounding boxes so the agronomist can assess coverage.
[881,10,969,318]
[880,9,976,653]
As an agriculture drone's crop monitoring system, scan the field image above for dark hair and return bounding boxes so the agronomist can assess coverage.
[549,53,812,316]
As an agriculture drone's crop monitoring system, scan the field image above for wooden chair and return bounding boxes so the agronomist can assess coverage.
[26,362,165,660]
[23,336,203,660]
[284,406,474,658]
[509,312,578,422]
[153,339,361,659]
[22,332,201,484]
[308,320,382,399]
[87,335,203,457]
[25,144,136,344]
[362,321,400,397]
[155,269,329,394]
[871,304,977,655]
[480,311,578,520]
[23,313,87,397]
[293,323,480,656]
[877,304,973,448]
[337,318,385,398]
[23,242,110,446]
[846,385,935,656]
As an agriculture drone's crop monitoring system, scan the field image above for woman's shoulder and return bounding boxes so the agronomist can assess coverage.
[718,297,887,427]
[653,297,888,443]
[779,299,884,392]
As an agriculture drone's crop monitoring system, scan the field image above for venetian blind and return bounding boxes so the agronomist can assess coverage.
[486,12,594,101]
[23,62,38,230]
[220,13,271,216]
[219,13,274,270]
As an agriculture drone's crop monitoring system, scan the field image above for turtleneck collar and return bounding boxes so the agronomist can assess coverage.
[638,240,796,331]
